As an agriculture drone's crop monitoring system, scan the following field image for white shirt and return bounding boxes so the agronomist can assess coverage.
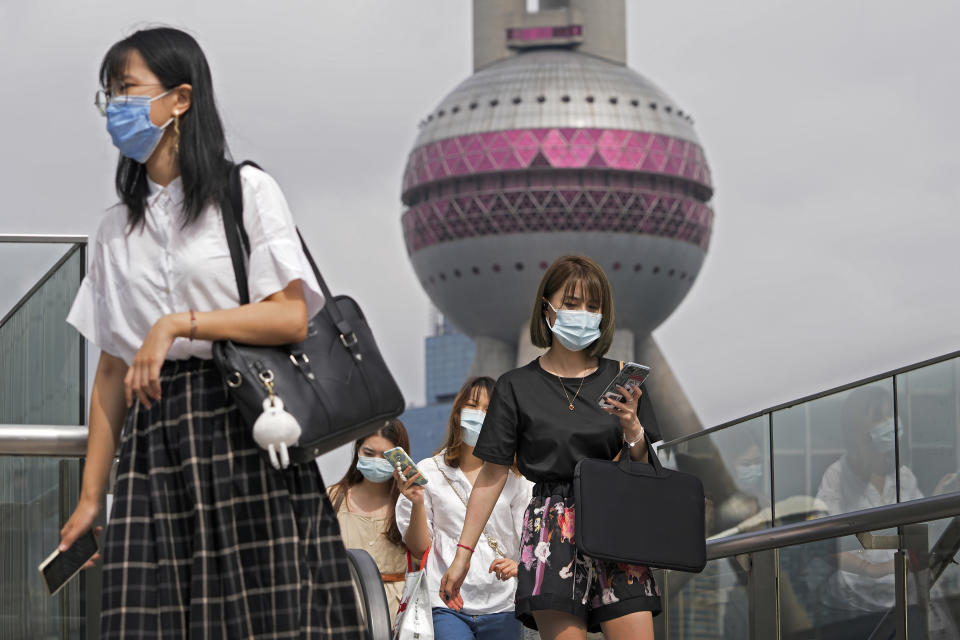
[395,453,533,615]
[815,457,924,611]
[67,166,325,363]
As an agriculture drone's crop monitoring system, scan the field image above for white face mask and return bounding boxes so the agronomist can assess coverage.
[869,417,897,453]
[460,408,486,446]
[545,300,602,352]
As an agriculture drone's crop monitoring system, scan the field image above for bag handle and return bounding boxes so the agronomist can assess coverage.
[221,162,353,336]
[618,434,664,476]
[405,545,431,573]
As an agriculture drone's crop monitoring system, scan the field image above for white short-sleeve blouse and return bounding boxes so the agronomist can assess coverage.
[66,166,325,364]
[395,453,533,615]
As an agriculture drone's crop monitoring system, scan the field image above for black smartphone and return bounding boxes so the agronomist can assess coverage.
[598,362,651,409]
[38,529,99,596]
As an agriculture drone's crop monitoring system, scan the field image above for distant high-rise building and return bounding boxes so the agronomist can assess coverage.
[401,311,475,461]
[400,0,714,440]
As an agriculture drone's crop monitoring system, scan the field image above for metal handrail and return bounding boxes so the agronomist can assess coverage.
[659,348,960,449]
[0,424,88,456]
[0,234,88,243]
[706,491,960,560]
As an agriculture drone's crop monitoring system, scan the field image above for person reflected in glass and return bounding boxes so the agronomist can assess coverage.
[438,255,662,640]
[814,386,922,634]
[396,376,532,639]
[328,419,412,625]
[57,27,363,638]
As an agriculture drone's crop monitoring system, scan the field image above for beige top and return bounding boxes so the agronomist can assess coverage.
[330,486,407,624]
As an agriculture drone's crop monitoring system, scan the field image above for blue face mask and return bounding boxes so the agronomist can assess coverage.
[356,456,395,483]
[460,408,486,447]
[546,300,602,352]
[869,418,897,453]
[105,90,173,163]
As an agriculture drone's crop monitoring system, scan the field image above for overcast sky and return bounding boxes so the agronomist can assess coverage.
[2,1,959,475]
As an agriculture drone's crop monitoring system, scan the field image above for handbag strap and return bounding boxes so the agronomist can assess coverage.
[431,457,506,559]
[619,433,665,475]
[405,545,431,573]
[221,162,357,339]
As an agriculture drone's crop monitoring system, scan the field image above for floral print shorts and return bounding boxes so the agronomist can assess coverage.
[515,483,661,632]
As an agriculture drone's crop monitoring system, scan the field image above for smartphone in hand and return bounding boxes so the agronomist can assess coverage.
[384,447,428,486]
[38,529,99,596]
[598,362,651,409]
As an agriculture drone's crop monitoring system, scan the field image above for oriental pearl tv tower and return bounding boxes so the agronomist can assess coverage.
[401,0,713,438]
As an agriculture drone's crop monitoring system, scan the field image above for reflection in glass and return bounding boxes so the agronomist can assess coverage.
[773,380,901,522]
[663,560,733,639]
[658,417,772,540]
[897,358,960,499]
[0,457,83,639]
[913,517,960,638]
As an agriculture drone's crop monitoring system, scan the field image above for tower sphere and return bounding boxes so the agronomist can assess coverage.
[402,49,714,345]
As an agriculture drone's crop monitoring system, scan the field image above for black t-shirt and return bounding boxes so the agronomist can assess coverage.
[473,357,661,483]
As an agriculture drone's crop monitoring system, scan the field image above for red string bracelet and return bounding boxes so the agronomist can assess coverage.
[457,543,474,554]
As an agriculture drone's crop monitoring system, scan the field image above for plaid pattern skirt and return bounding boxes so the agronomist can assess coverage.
[100,358,365,639]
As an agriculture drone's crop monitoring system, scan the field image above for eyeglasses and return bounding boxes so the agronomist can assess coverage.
[94,83,165,116]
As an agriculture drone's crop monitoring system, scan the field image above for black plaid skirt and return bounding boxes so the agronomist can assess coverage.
[100,358,364,639]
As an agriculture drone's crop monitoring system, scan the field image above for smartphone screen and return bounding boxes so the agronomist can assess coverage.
[383,447,428,486]
[38,529,98,596]
[598,362,651,409]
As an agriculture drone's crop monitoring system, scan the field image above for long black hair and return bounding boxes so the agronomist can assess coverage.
[100,27,231,230]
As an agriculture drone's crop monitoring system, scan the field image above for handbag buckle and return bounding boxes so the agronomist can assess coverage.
[339,333,358,348]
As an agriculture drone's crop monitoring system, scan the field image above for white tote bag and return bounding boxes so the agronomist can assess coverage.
[392,546,434,640]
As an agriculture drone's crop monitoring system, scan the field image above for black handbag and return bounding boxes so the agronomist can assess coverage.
[211,162,405,465]
[573,435,706,572]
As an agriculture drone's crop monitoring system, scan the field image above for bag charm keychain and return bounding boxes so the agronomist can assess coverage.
[252,371,302,470]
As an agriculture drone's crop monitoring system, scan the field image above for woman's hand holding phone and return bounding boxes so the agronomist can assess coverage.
[58,499,103,570]
[603,383,644,442]
[395,468,425,505]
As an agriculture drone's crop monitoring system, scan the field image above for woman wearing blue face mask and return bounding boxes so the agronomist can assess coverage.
[440,255,663,640]
[396,377,533,639]
[57,27,363,638]
[328,420,412,624]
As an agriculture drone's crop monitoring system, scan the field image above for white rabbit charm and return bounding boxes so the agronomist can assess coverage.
[252,396,302,470]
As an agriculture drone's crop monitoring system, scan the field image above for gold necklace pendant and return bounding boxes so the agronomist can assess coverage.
[557,373,585,411]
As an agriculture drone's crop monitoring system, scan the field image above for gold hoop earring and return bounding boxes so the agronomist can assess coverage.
[173,113,181,156]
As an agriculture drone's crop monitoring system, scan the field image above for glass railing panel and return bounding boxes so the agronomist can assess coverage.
[778,533,896,639]
[0,456,84,639]
[911,516,960,639]
[662,559,738,639]
[658,416,771,539]
[896,356,960,501]
[772,379,897,525]
[0,243,85,425]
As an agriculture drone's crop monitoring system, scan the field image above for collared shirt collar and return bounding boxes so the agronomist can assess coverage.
[146,175,185,208]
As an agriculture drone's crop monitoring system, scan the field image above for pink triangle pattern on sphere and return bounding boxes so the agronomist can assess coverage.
[401,185,714,254]
[402,127,712,195]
